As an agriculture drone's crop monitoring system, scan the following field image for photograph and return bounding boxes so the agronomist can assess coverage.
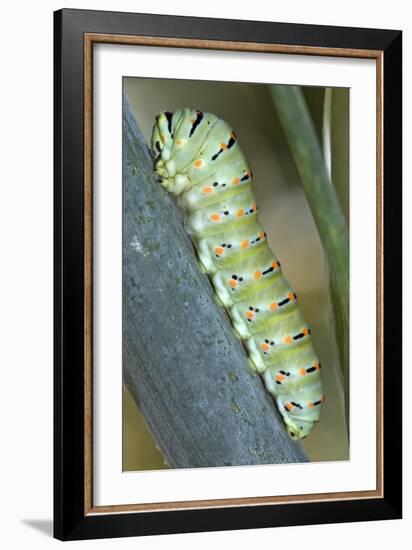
[122,77,349,471]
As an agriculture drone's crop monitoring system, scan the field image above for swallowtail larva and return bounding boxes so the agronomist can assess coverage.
[151,108,324,440]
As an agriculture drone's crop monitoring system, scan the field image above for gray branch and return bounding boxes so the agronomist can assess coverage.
[123,96,308,468]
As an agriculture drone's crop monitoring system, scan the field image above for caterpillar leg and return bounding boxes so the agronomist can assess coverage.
[230,305,252,339]
[232,327,243,340]
[245,338,267,373]
[211,271,235,308]
[214,293,225,307]
[197,239,216,274]
[198,261,208,274]
[248,358,258,373]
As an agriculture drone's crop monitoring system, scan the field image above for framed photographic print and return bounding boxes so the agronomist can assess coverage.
[54,8,402,541]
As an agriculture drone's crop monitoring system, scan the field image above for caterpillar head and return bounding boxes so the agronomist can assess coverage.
[285,419,316,441]
[151,110,190,196]
[276,396,318,440]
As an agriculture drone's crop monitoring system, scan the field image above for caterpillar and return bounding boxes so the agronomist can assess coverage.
[151,108,324,440]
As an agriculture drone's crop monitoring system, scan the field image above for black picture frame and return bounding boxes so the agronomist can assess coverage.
[54,8,402,541]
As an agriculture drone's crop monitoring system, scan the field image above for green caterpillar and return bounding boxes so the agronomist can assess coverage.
[151,108,324,440]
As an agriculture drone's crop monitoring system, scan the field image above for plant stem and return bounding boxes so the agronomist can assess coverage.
[269,85,349,430]
[322,88,333,180]
[123,95,308,467]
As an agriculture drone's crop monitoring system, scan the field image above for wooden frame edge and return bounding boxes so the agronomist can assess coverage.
[85,33,381,59]
[83,33,384,516]
[87,489,381,515]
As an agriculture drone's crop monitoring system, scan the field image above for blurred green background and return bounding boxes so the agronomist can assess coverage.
[123,77,349,470]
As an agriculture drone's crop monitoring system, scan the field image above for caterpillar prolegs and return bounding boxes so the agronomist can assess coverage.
[151,108,324,440]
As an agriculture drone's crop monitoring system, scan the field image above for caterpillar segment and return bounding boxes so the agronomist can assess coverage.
[151,108,324,440]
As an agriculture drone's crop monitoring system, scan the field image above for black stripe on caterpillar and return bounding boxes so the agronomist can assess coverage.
[151,108,324,440]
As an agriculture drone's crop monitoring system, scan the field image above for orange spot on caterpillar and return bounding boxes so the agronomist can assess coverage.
[299,368,306,376]
[220,142,228,150]
[251,203,257,212]
[236,208,245,218]
[215,246,225,256]
[194,159,204,168]
[276,373,286,383]
[314,361,321,370]
[232,177,240,185]
[272,260,279,269]
[285,402,294,411]
[261,343,270,352]
[284,335,293,345]
[308,401,315,409]
[210,213,221,222]
[240,240,249,249]
[259,231,266,240]
[269,302,278,311]
[254,271,262,280]
[202,186,213,193]
[303,327,310,336]
[176,139,184,146]
[287,292,295,301]
[245,310,254,320]
[228,279,238,288]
